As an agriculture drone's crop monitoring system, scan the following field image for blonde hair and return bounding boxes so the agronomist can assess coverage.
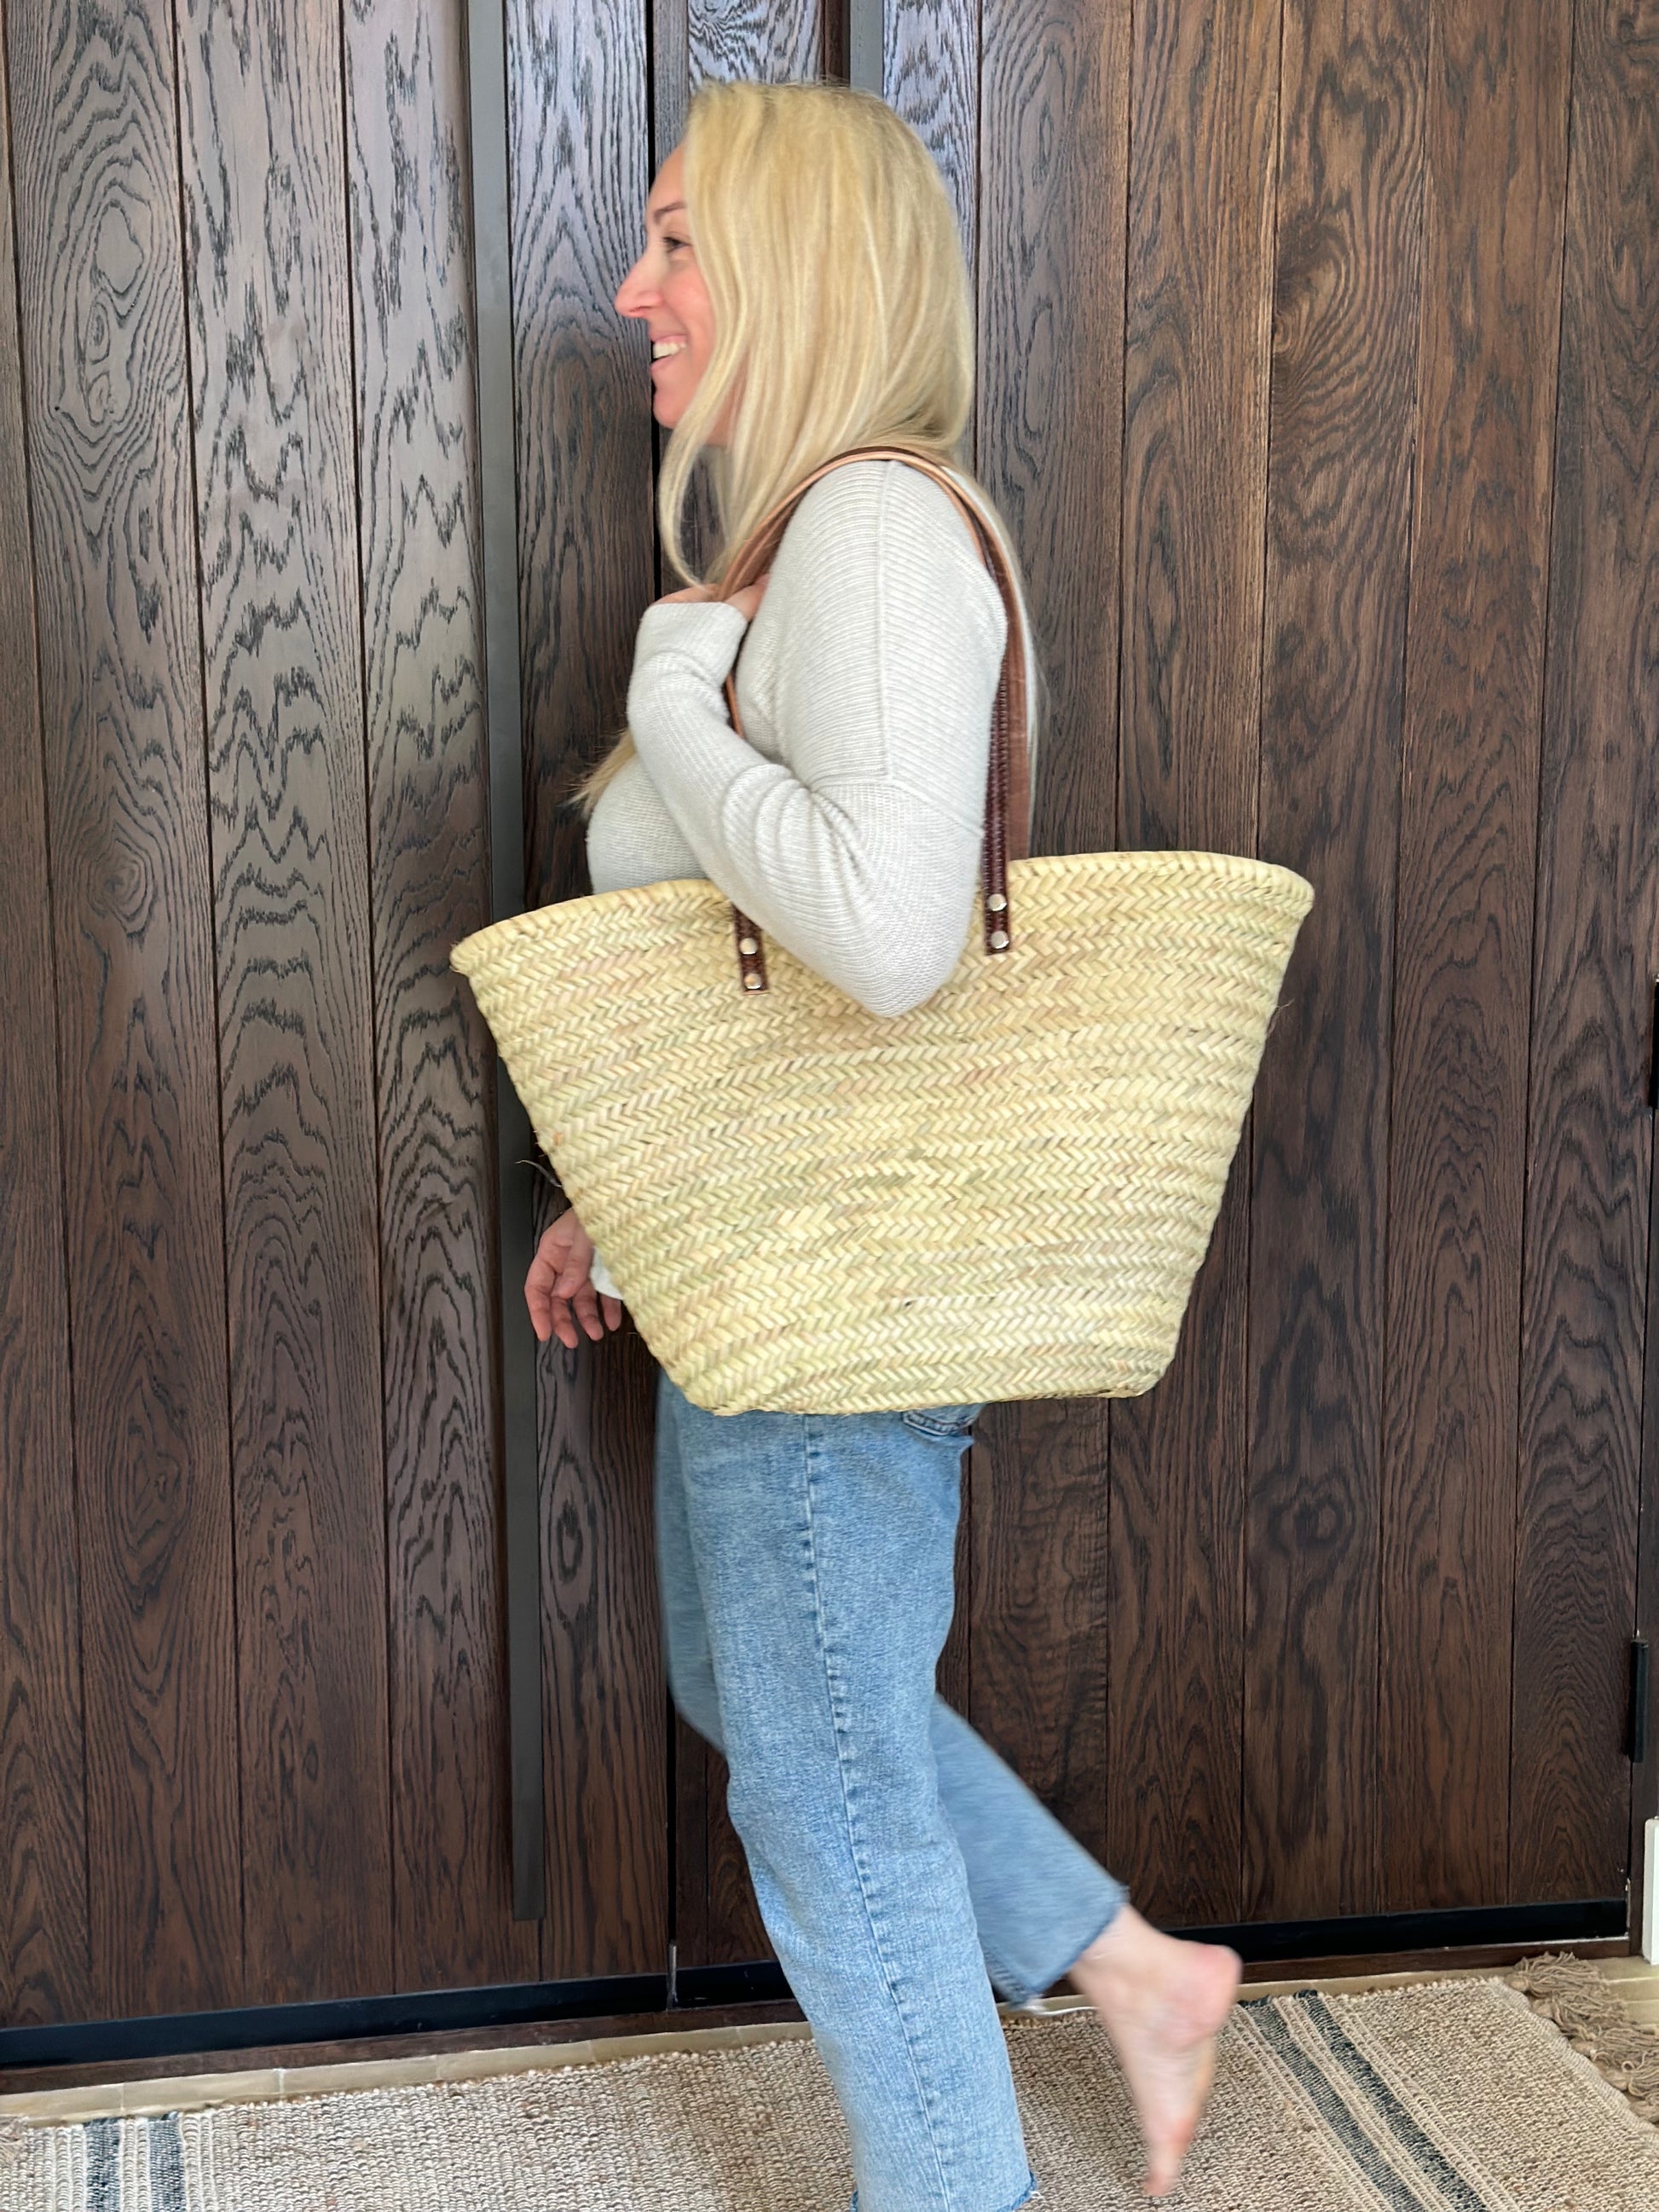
[567,78,1041,821]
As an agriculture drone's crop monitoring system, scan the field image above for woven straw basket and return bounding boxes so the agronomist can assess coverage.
[454,449,1313,1414]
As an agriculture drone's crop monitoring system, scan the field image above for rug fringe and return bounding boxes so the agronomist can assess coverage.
[1506,1951,1659,2123]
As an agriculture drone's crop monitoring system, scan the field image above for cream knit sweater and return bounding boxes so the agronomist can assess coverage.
[581,458,1024,1302]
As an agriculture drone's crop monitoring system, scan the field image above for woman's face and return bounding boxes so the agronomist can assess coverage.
[614,144,719,436]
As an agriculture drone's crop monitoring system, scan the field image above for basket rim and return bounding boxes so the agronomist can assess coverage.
[450,848,1315,973]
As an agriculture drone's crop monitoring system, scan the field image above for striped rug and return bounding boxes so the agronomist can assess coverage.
[3,1977,1656,2209]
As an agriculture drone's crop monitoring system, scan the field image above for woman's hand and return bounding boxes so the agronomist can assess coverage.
[525,1208,623,1349]
[658,571,770,622]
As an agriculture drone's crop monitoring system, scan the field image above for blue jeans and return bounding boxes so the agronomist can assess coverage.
[655,1367,1127,2212]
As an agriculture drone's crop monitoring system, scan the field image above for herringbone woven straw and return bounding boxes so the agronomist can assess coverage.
[454,451,1314,1412]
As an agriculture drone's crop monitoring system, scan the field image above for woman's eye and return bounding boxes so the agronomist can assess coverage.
[662,234,688,253]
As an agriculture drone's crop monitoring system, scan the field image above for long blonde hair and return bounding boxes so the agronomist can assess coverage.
[568,78,1041,820]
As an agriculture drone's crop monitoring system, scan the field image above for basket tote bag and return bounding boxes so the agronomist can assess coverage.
[452,444,1315,1413]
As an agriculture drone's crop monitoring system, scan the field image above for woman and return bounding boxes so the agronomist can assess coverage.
[524,79,1240,2210]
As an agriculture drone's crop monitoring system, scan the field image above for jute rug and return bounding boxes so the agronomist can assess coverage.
[3,1964,1656,2209]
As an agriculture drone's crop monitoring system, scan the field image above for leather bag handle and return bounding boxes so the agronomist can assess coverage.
[710,443,1030,994]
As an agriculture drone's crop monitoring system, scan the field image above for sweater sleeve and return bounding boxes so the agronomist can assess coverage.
[624,462,1009,1019]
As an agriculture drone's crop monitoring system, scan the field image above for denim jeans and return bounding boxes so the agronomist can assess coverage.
[655,1367,1127,2212]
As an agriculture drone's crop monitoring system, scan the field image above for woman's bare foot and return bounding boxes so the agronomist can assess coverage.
[1066,1903,1240,2197]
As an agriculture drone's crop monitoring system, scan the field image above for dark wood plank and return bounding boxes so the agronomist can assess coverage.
[1246,0,1429,1923]
[968,0,1132,1880]
[654,0,691,156]
[344,0,539,1990]
[672,1715,712,1964]
[176,0,392,2004]
[507,0,668,1984]
[1235,1936,1632,1982]
[510,0,655,919]
[884,0,978,274]
[1106,0,1281,1932]
[652,0,830,165]
[968,1404,1113,1878]
[936,1456,974,1726]
[0,2,90,2029]
[1110,1143,1253,1932]
[1378,0,1570,1914]
[539,1325,670,1975]
[1512,0,1659,1904]
[687,0,823,90]
[703,1745,772,1965]
[674,1713,771,1968]
[6,0,242,2019]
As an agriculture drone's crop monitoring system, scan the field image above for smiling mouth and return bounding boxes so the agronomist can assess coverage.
[651,338,686,359]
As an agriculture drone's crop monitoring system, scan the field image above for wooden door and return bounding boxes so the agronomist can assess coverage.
[2,0,1655,2045]
[0,0,533,2030]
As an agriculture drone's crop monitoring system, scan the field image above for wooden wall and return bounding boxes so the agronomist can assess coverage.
[0,0,522,2024]
[1,0,1654,2036]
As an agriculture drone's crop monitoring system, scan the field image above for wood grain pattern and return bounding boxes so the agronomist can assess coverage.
[539,1325,669,1975]
[687,0,822,93]
[969,0,1131,1891]
[1107,0,1280,1930]
[884,0,979,275]
[975,0,1130,851]
[509,0,655,924]
[1109,1148,1253,1928]
[176,0,392,2004]
[1378,0,1569,1911]
[653,0,691,157]
[702,1747,769,1961]
[2,0,1648,2033]
[1511,0,1658,1903]
[507,0,668,1983]
[1246,0,1428,1922]
[969,1401,1113,1880]
[344,0,538,1990]
[679,1730,771,1966]
[0,3,90,2027]
[7,0,242,2018]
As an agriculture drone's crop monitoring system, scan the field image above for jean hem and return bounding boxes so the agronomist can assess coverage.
[848,2164,1038,2212]
[1036,1891,1128,2001]
[987,1887,1126,2009]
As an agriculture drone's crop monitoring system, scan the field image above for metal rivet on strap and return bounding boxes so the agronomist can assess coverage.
[738,937,759,955]
[987,892,1008,912]
[990,929,1009,950]
[744,973,764,989]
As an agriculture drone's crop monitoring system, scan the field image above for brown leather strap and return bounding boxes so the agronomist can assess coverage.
[713,444,1031,992]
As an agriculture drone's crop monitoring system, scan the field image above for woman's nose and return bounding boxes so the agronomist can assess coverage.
[615,257,652,316]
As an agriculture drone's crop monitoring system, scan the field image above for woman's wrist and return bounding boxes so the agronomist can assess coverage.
[633,593,748,678]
